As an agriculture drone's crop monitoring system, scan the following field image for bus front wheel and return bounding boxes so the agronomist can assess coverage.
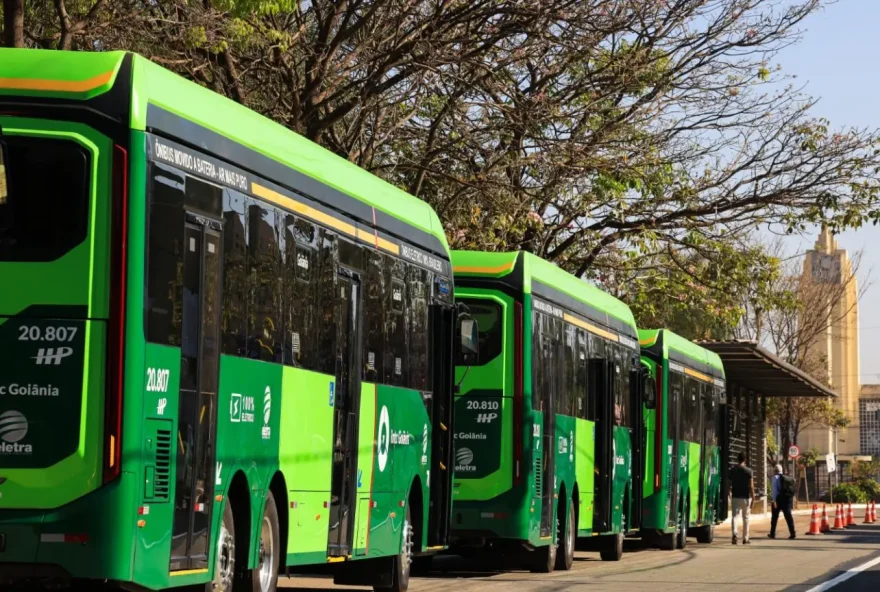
[676,502,688,550]
[695,522,714,544]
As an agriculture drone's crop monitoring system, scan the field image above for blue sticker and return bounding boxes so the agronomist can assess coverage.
[329,382,335,407]
[357,469,363,488]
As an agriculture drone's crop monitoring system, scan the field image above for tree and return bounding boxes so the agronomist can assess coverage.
[5,0,880,307]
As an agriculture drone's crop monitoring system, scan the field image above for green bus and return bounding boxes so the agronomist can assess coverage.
[448,251,653,572]
[0,48,477,592]
[638,329,727,549]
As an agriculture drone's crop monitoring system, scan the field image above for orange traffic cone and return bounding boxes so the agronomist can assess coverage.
[820,504,832,533]
[806,504,822,535]
[869,501,877,524]
[833,504,846,529]
[847,502,856,527]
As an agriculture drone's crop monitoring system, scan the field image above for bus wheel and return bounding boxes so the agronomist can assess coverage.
[676,502,688,550]
[695,522,714,544]
[528,523,557,573]
[214,502,236,592]
[599,532,623,562]
[250,491,281,592]
[555,498,575,571]
[376,502,412,592]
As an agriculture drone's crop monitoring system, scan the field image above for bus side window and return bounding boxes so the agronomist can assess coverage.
[315,228,338,375]
[408,265,429,392]
[560,324,576,416]
[363,251,384,383]
[385,256,407,386]
[575,330,589,419]
[221,188,248,356]
[245,198,281,362]
[146,163,186,347]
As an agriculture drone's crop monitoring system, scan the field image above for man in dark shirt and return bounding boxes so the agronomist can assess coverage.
[728,452,755,545]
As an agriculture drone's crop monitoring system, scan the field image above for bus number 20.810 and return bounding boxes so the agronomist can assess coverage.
[466,400,500,410]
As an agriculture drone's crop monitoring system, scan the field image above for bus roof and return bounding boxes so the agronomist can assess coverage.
[0,48,449,255]
[638,328,725,379]
[451,250,638,337]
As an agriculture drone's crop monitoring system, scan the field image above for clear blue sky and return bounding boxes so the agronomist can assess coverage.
[771,0,879,383]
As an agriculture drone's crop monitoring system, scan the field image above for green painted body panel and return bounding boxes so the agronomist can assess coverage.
[574,418,595,532]
[0,118,112,510]
[688,441,701,524]
[0,48,123,100]
[453,288,513,502]
[280,367,334,561]
[610,426,633,534]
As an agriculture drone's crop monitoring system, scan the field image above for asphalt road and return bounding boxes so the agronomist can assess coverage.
[282,508,880,592]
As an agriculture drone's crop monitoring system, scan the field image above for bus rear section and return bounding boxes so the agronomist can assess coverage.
[638,329,726,550]
[0,114,131,582]
[450,251,651,573]
[450,290,527,548]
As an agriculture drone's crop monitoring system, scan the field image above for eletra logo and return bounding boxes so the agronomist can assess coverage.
[261,386,272,440]
[0,411,27,442]
[0,410,32,455]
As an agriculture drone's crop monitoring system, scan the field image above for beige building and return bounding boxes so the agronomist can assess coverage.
[798,228,861,458]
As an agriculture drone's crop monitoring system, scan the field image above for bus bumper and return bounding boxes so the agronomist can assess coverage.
[0,474,136,587]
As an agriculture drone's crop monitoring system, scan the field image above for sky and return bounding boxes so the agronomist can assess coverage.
[768,0,880,383]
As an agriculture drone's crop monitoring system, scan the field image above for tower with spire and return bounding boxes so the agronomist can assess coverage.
[798,226,861,459]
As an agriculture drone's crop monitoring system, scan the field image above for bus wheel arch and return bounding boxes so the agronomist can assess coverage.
[555,484,575,571]
[408,477,425,554]
[226,471,252,583]
[268,472,289,563]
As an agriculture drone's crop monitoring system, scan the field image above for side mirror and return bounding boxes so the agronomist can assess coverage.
[0,135,8,205]
[455,315,479,366]
[643,370,656,410]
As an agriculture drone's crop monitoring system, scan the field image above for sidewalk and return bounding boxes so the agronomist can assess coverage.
[718,502,870,525]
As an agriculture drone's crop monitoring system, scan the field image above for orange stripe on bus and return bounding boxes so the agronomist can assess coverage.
[0,70,115,93]
[453,263,514,274]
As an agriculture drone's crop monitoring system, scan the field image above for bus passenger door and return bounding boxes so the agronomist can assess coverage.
[427,302,455,548]
[629,362,646,532]
[538,335,556,538]
[590,359,614,533]
[328,270,363,556]
[170,215,223,572]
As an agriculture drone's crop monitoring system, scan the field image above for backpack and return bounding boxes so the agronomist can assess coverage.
[780,474,795,497]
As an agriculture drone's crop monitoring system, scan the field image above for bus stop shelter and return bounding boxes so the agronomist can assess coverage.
[695,340,837,517]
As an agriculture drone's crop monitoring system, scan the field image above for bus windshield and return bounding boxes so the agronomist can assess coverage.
[0,135,90,262]
[459,298,503,364]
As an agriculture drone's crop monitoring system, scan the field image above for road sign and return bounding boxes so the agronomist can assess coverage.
[788,445,801,460]
[826,453,836,473]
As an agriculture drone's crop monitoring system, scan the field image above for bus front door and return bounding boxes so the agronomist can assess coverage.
[170,215,223,572]
[328,269,363,556]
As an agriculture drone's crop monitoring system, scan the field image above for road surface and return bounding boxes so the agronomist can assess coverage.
[281,507,880,592]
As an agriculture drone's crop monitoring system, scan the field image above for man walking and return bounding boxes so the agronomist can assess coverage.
[768,464,797,539]
[729,452,754,545]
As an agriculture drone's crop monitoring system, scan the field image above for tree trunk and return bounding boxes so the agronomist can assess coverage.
[3,0,25,48]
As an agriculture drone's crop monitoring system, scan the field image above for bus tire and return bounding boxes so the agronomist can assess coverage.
[376,502,412,592]
[245,490,280,592]
[555,497,575,571]
[676,501,688,550]
[695,522,714,544]
[214,501,236,592]
[599,532,623,562]
[528,518,557,574]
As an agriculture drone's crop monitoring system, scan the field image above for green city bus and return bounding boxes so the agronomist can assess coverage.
[0,48,477,592]
[448,251,653,572]
[638,329,728,549]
